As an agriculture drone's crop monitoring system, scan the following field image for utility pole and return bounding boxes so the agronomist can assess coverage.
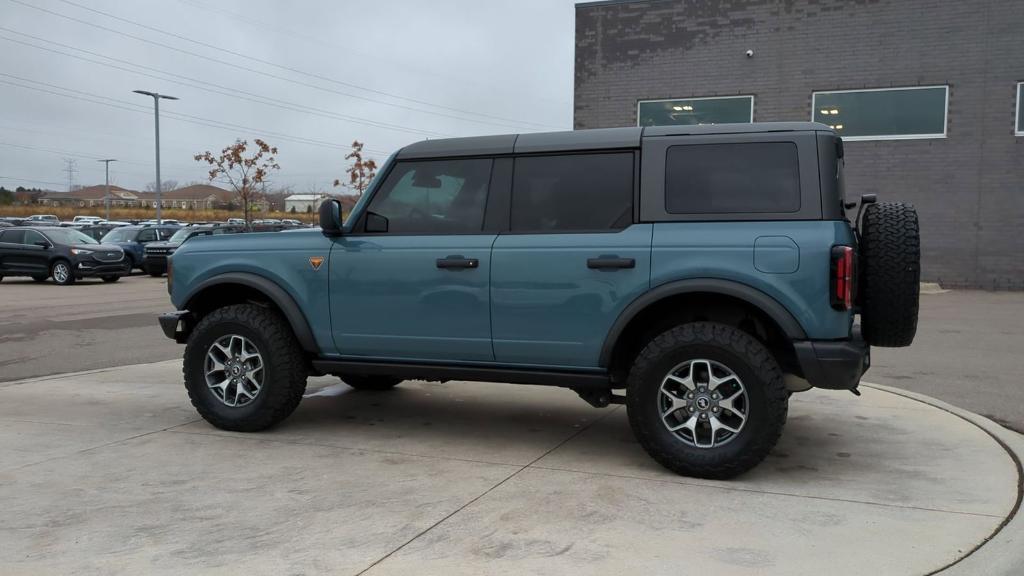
[97,159,116,220]
[133,90,178,224]
[63,158,78,192]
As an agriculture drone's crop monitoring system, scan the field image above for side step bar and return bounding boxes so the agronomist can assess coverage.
[310,359,612,390]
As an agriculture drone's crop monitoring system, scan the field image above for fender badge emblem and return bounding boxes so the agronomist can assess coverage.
[309,256,324,271]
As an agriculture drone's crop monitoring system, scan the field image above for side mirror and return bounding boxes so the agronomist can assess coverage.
[365,212,388,233]
[319,198,343,236]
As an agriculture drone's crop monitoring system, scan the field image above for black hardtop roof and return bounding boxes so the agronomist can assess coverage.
[397,122,833,159]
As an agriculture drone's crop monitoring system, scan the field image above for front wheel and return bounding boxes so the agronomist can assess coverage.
[183,304,308,431]
[51,260,75,285]
[626,322,788,479]
[101,276,120,283]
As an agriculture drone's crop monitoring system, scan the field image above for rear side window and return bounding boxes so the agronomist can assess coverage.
[511,153,633,232]
[0,230,24,244]
[665,142,800,214]
[137,229,157,242]
[366,158,493,234]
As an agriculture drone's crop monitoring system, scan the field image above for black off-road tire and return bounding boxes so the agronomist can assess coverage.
[101,276,120,283]
[626,322,788,479]
[184,304,308,431]
[859,202,920,347]
[339,375,403,391]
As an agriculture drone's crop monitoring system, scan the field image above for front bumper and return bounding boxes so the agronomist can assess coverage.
[793,327,870,390]
[159,310,193,343]
[143,256,168,273]
[74,260,131,278]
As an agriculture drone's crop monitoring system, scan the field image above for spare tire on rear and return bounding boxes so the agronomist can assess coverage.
[859,202,920,347]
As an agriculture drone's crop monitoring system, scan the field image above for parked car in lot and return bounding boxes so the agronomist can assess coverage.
[100,224,180,272]
[75,223,124,243]
[143,224,245,276]
[0,226,129,284]
[25,214,59,225]
[159,123,921,479]
[72,215,104,225]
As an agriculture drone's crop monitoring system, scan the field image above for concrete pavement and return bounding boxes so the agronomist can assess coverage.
[0,360,1020,575]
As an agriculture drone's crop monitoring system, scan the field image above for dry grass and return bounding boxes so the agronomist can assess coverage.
[0,205,319,224]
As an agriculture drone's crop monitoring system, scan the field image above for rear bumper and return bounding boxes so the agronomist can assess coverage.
[793,327,870,390]
[159,310,193,343]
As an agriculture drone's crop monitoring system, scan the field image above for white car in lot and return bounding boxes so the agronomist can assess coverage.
[72,216,103,224]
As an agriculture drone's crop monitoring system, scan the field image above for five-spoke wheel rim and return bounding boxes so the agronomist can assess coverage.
[52,263,69,284]
[659,358,748,448]
[204,334,264,407]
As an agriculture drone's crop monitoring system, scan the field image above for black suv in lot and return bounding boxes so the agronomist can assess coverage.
[143,225,245,276]
[0,226,129,285]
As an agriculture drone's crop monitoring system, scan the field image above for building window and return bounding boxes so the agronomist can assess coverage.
[664,142,801,214]
[811,86,948,140]
[637,96,754,127]
[1016,82,1023,136]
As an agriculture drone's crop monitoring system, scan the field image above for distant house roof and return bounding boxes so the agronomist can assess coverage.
[285,194,326,201]
[40,185,134,200]
[157,184,234,202]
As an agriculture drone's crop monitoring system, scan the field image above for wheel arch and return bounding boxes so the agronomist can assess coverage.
[600,278,807,379]
[182,272,319,354]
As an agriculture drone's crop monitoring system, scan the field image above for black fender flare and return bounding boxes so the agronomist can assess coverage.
[599,278,808,367]
[182,272,319,354]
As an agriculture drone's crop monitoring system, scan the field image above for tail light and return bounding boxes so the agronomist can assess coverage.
[830,246,856,310]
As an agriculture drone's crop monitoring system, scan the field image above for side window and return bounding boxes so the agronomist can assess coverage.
[511,153,633,232]
[365,158,493,234]
[23,230,46,245]
[665,142,800,214]
[1,230,24,244]
[137,229,157,242]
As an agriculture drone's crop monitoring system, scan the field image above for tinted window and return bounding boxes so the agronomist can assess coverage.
[366,159,492,234]
[511,153,633,232]
[101,227,134,243]
[0,230,25,244]
[23,230,47,245]
[665,142,800,214]
[137,229,157,242]
[812,86,947,139]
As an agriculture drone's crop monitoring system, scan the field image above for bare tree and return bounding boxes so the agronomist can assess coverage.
[194,139,280,225]
[145,180,179,192]
[334,140,377,197]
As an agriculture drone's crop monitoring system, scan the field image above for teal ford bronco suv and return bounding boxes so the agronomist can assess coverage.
[159,122,920,479]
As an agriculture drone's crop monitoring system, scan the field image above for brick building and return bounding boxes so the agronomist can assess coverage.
[574,0,1024,289]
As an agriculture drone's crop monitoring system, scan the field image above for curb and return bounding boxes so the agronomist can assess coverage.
[863,383,1024,575]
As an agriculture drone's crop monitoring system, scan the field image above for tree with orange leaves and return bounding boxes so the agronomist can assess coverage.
[334,140,377,197]
[195,139,280,226]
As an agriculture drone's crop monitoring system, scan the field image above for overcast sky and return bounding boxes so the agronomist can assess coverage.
[0,0,577,193]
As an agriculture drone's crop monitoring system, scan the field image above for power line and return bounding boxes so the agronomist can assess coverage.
[58,0,563,130]
[62,158,77,192]
[0,30,447,138]
[0,73,393,155]
[0,175,65,187]
[9,0,561,132]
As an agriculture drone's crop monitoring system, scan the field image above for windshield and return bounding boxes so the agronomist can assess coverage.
[101,227,134,243]
[45,228,99,245]
[168,228,192,243]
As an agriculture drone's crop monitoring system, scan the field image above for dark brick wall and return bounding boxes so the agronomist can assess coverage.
[575,0,1024,289]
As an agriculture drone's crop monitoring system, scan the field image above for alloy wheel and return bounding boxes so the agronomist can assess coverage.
[659,358,749,448]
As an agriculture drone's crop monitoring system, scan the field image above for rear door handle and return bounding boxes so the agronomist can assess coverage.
[436,256,479,269]
[587,257,635,270]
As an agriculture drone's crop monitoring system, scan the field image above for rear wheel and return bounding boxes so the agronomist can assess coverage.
[50,260,75,285]
[627,322,788,479]
[859,202,920,347]
[339,375,403,391]
[184,304,308,431]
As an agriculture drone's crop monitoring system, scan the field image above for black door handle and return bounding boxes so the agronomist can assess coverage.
[587,257,635,270]
[436,256,479,269]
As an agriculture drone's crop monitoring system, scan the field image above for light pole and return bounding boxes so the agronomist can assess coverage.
[97,159,116,221]
[133,90,178,224]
